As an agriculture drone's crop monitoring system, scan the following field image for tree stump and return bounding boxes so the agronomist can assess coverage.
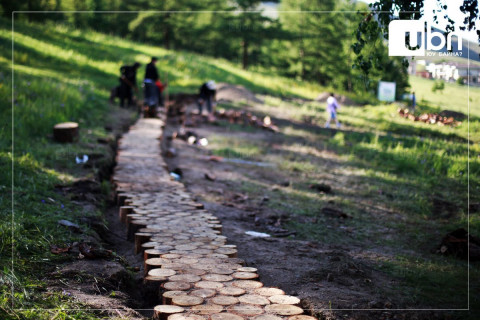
[53,122,78,143]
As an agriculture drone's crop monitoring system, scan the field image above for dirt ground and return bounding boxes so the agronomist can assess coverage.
[161,95,462,320]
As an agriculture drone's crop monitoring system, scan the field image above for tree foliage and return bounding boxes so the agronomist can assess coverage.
[3,0,475,99]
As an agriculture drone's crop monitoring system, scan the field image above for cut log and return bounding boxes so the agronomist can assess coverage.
[53,122,78,143]
[168,314,207,320]
[171,295,204,307]
[191,304,223,315]
[218,286,246,296]
[232,280,263,289]
[227,304,264,316]
[254,288,285,296]
[163,281,192,291]
[238,294,270,305]
[145,258,171,276]
[215,248,237,257]
[119,206,134,224]
[268,295,300,305]
[264,304,303,316]
[202,274,233,282]
[253,315,284,320]
[194,281,224,290]
[189,289,217,299]
[153,305,184,320]
[127,219,148,241]
[163,290,189,305]
[287,316,317,320]
[236,267,257,273]
[135,232,152,254]
[211,295,239,306]
[144,249,163,261]
[149,268,176,278]
[210,313,244,320]
[232,272,258,280]
[169,274,202,283]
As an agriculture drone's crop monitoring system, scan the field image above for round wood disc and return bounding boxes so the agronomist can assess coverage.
[145,275,167,282]
[211,295,239,306]
[254,288,285,296]
[190,289,217,299]
[191,304,223,315]
[215,248,237,256]
[146,258,172,266]
[232,272,258,280]
[175,245,199,251]
[268,295,300,305]
[162,253,182,259]
[168,314,207,320]
[227,304,264,316]
[163,281,192,291]
[264,304,303,316]
[253,315,284,320]
[238,294,270,305]
[210,313,244,320]
[287,316,317,320]
[194,281,224,290]
[232,280,263,289]
[176,258,199,264]
[172,296,204,307]
[145,249,164,256]
[202,274,234,282]
[180,269,207,276]
[154,305,185,314]
[169,274,202,283]
[211,267,235,275]
[163,291,189,300]
[218,286,246,296]
[237,267,257,273]
[149,268,176,277]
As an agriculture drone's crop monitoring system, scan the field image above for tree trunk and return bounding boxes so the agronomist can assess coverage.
[242,39,248,70]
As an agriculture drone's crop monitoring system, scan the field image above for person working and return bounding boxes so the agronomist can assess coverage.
[197,80,216,116]
[144,57,160,110]
[119,62,140,107]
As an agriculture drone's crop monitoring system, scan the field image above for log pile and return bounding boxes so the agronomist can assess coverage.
[397,108,461,126]
[113,117,313,320]
[214,109,279,133]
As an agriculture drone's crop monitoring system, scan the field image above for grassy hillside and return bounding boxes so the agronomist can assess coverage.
[1,17,479,318]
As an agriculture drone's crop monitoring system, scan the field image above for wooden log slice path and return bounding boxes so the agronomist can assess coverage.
[113,118,310,319]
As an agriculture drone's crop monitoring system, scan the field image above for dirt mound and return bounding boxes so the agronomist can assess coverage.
[216,82,263,104]
[315,92,359,106]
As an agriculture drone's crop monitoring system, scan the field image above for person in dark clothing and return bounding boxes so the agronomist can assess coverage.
[197,80,216,115]
[144,57,162,110]
[118,62,140,107]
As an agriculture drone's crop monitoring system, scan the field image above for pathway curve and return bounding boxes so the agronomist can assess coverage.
[112,118,316,320]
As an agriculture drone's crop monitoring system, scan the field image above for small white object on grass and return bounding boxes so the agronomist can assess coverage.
[245,231,271,238]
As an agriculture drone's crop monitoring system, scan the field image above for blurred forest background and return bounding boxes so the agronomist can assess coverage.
[0,0,409,99]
